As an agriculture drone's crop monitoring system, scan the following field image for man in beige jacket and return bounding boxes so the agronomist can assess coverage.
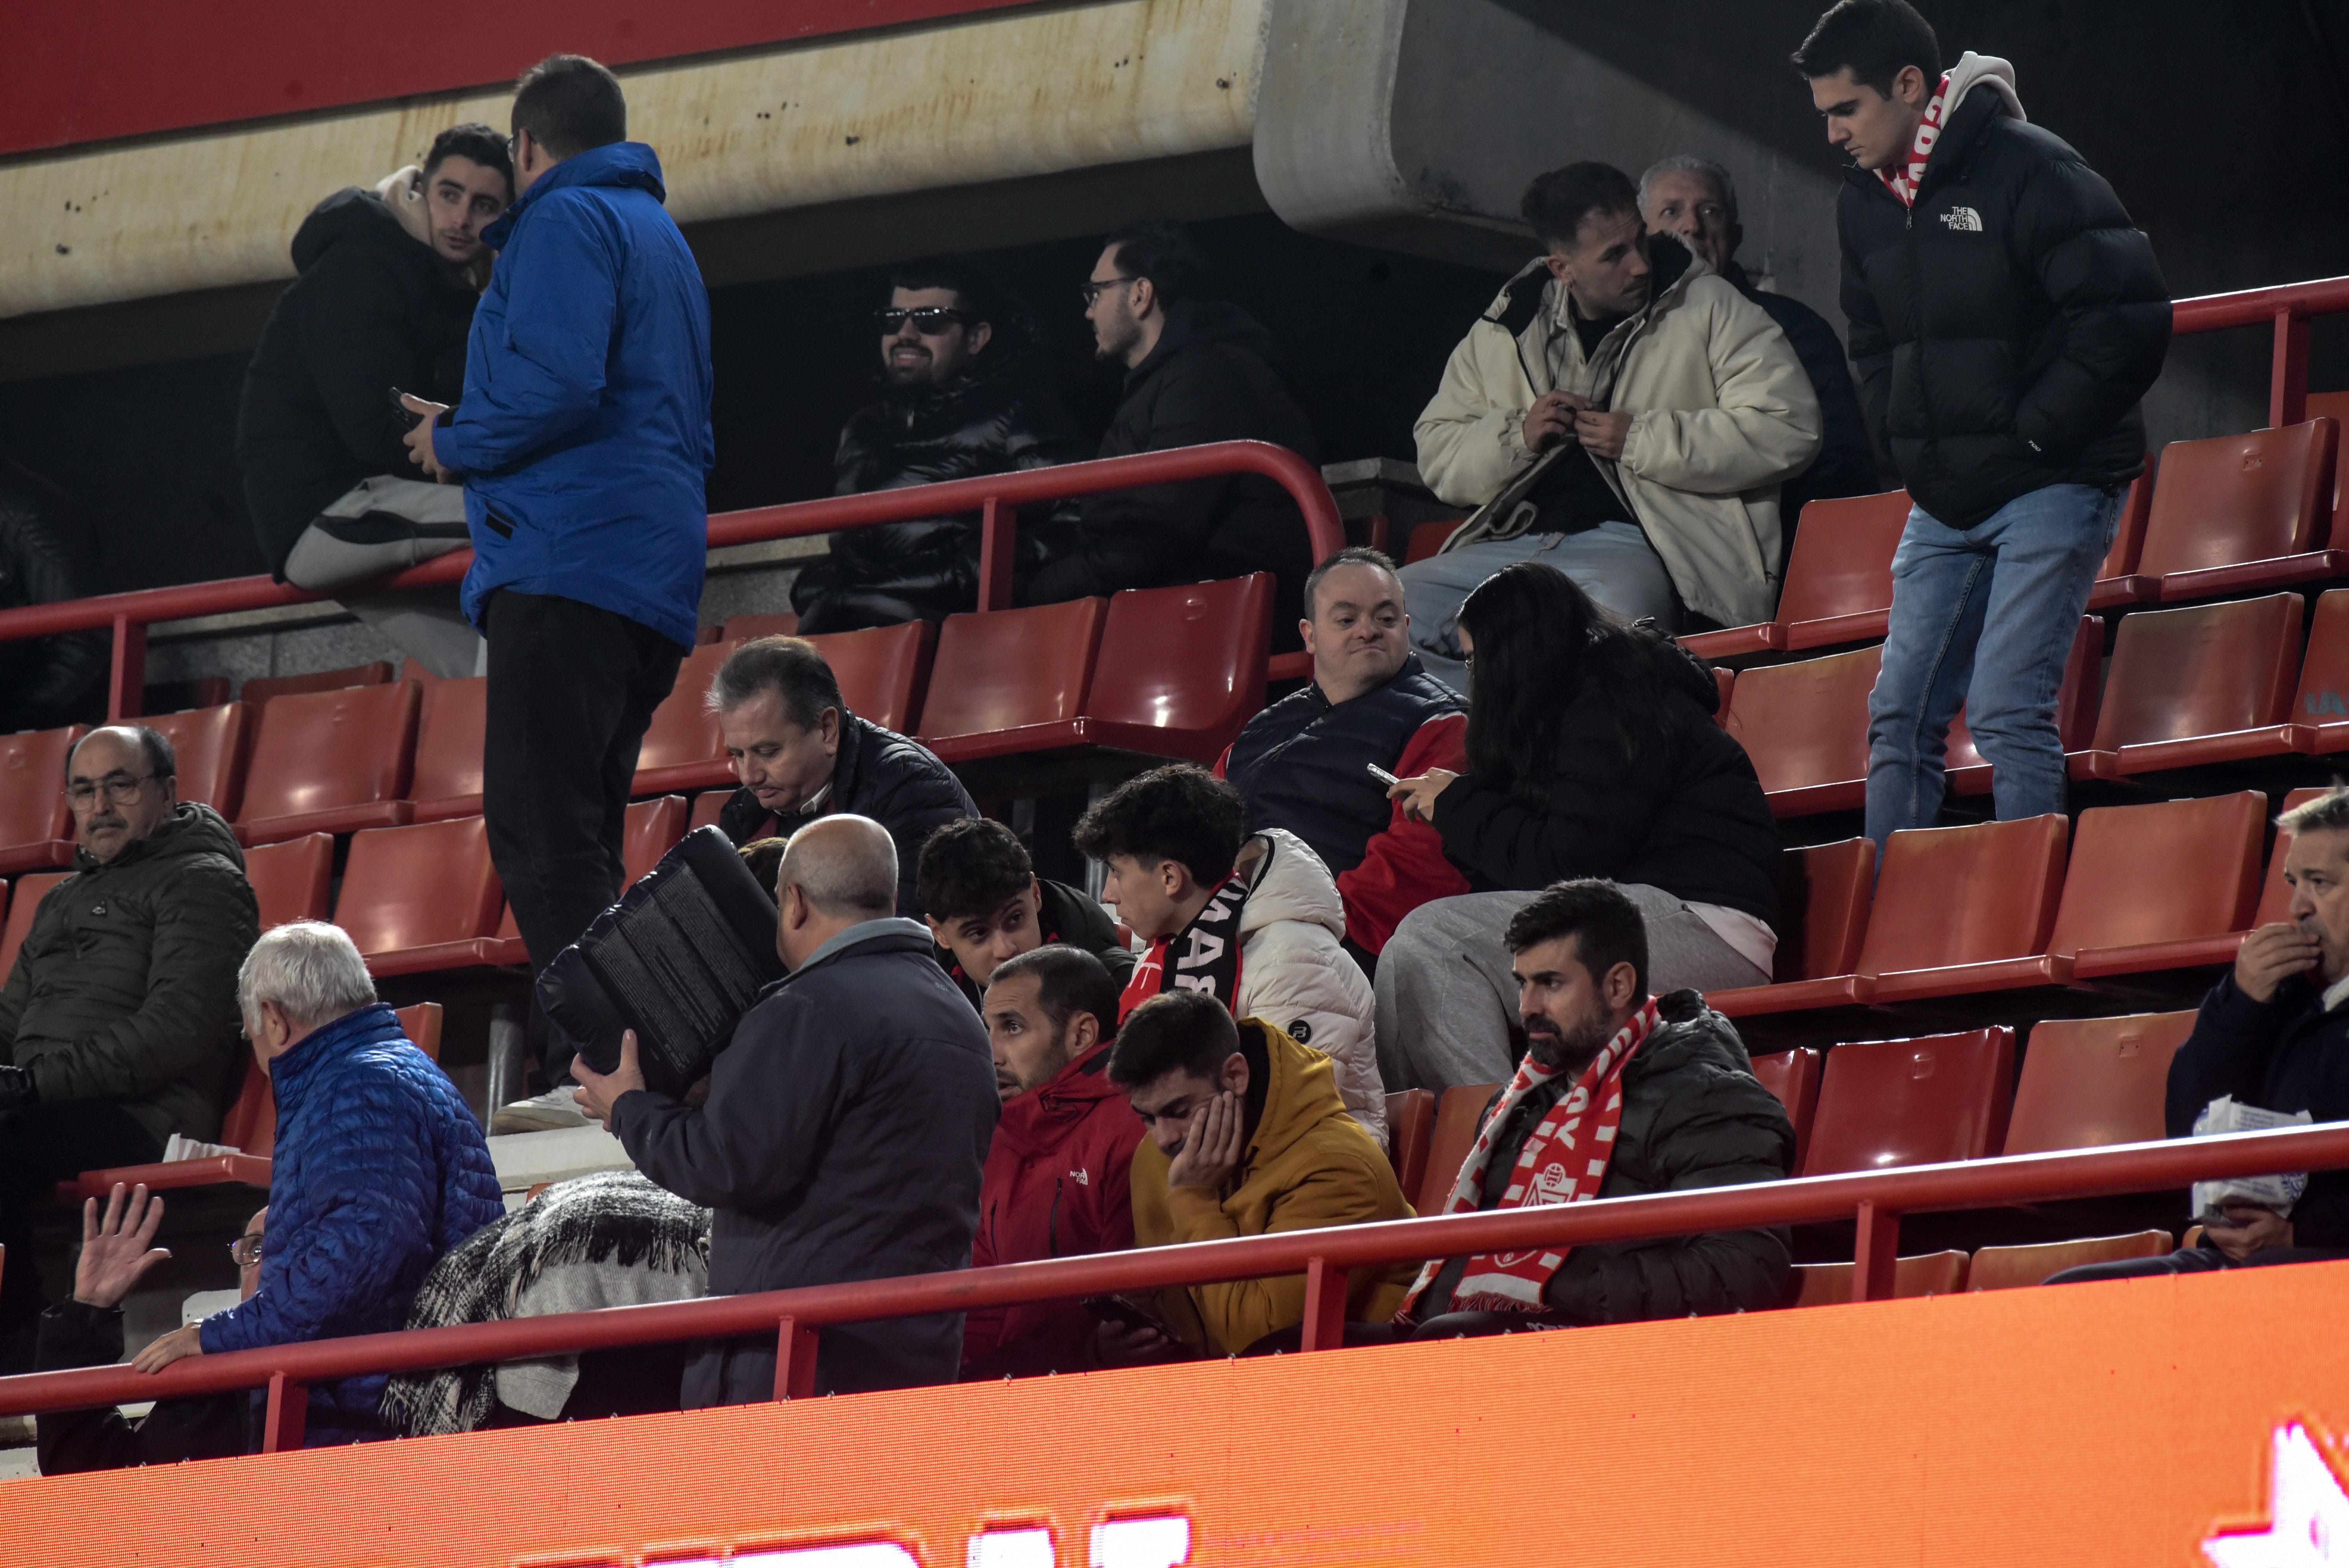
[1406,161,1820,688]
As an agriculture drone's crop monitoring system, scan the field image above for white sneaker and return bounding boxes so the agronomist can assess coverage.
[490,1084,589,1134]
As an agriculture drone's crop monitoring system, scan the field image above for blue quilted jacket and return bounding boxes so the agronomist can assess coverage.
[199,1003,502,1443]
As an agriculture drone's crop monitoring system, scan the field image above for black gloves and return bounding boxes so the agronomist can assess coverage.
[0,1064,37,1114]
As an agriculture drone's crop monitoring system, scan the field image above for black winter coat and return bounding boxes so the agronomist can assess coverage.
[1837,85,2170,529]
[715,710,978,916]
[2167,974,2349,1249]
[793,330,1083,632]
[1429,636,1781,927]
[1721,263,1881,528]
[35,1300,248,1472]
[1420,989,1794,1322]
[1224,656,1463,879]
[1028,299,1319,642]
[236,187,480,578]
[0,454,107,733]
[610,919,997,1403]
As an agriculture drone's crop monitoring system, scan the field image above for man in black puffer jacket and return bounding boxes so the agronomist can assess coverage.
[0,452,108,734]
[792,264,1081,633]
[1027,223,1320,648]
[1794,4,2169,853]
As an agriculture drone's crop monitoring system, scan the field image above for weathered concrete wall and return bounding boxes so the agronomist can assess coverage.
[0,0,1269,319]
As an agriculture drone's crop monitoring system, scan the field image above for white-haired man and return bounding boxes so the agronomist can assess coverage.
[130,921,502,1446]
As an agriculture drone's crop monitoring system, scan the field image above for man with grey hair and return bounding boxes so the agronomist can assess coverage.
[130,921,501,1445]
[575,814,996,1403]
[706,634,976,914]
[1638,155,1878,537]
[0,723,258,1372]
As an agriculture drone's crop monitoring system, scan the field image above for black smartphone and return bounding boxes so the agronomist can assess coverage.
[1080,1294,1162,1333]
[389,387,424,429]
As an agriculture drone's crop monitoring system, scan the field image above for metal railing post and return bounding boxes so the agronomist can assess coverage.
[1299,1256,1348,1351]
[107,613,146,722]
[977,495,1018,613]
[774,1315,819,1401]
[2272,307,2312,429]
[261,1370,307,1452]
[1851,1199,1902,1303]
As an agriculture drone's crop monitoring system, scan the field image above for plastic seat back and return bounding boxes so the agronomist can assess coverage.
[2003,1010,2196,1155]
[1945,615,2104,774]
[1801,1028,2016,1177]
[216,1058,277,1156]
[2306,392,2349,540]
[916,601,1105,742]
[1857,816,2068,975]
[1,871,69,984]
[1792,1251,1971,1306]
[2089,593,2304,752]
[1773,489,1910,625]
[409,675,489,818]
[624,795,690,884]
[393,1001,444,1063]
[2135,420,2338,578]
[1968,1230,2174,1291]
[243,832,333,929]
[634,641,741,786]
[2292,590,2349,731]
[0,725,85,866]
[1771,839,1873,982]
[143,703,251,821]
[1083,576,1275,762]
[2044,793,2265,959]
[335,817,503,960]
[241,661,395,706]
[236,683,421,829]
[690,790,732,834]
[803,620,937,735]
[720,611,800,641]
[2253,788,2331,925]
[2097,467,2156,579]
[1415,1082,1501,1215]
[1748,1047,1822,1170]
[1384,1089,1436,1201]
[1718,644,1878,801]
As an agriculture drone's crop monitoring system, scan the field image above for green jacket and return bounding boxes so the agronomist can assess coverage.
[0,803,258,1146]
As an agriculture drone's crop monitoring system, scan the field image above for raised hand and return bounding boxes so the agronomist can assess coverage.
[74,1182,172,1311]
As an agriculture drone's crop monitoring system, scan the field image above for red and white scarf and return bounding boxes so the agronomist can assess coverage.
[1397,996,1660,1320]
[1877,71,1953,208]
[1116,868,1251,1023]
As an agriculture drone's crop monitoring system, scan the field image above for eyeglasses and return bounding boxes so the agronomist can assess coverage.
[1079,275,1140,306]
[65,773,160,810]
[875,306,973,335]
[228,1234,264,1267]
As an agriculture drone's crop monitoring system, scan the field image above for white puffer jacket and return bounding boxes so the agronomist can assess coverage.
[1232,829,1385,1140]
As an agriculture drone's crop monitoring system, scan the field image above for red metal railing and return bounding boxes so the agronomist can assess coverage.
[2171,273,2349,429]
[0,1121,2341,1454]
[0,440,1343,719]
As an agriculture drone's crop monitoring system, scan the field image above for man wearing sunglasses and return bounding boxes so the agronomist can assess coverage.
[791,264,1078,633]
[0,726,259,1374]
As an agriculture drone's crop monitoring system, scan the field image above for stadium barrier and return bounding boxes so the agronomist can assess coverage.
[0,1119,2341,1451]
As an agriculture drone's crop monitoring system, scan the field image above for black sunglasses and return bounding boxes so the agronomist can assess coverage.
[876,306,973,334]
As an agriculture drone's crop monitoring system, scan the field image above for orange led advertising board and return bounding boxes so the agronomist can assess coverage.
[6,1260,2349,1567]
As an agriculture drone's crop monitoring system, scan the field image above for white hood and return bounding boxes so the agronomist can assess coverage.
[1945,49,2026,124]
[1235,829,1346,944]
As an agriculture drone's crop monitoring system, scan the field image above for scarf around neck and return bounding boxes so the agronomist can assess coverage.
[1398,996,1661,1320]
[1117,867,1251,1023]
[1877,72,1953,208]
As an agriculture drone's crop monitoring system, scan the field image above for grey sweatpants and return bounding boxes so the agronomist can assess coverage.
[282,475,482,677]
[1373,885,1770,1092]
[1398,524,1678,690]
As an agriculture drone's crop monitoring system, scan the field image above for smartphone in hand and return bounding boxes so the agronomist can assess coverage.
[1366,763,1401,787]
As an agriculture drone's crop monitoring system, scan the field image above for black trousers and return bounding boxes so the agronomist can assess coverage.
[482,590,684,1073]
[2046,1243,2349,1284]
[0,1099,163,1340]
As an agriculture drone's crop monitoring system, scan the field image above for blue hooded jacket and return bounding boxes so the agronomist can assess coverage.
[434,142,714,650]
[199,1003,503,1444]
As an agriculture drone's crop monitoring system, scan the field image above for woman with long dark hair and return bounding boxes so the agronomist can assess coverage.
[1374,562,1780,1089]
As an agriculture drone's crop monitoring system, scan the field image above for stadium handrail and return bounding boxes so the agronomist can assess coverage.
[0,439,1343,718]
[0,1120,2341,1453]
[2169,272,2349,429]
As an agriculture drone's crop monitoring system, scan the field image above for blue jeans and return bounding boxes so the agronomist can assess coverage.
[1864,483,2121,848]
[1399,523,1678,691]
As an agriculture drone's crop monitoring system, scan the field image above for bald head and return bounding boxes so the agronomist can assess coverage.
[776,814,899,966]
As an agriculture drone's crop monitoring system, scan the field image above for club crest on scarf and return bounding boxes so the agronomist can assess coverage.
[1116,868,1251,1023]
[1397,996,1661,1321]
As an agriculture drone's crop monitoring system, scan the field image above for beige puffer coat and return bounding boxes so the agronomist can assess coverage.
[1230,828,1385,1141]
[1413,237,1822,629]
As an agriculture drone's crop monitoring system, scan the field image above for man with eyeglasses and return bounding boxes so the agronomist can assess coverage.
[790,262,1079,634]
[0,725,259,1373]
[1023,221,1320,650]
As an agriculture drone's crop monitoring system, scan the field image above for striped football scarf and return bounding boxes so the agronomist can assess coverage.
[1877,72,1953,207]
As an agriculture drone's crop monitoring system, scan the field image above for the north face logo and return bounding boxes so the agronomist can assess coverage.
[1940,206,1984,232]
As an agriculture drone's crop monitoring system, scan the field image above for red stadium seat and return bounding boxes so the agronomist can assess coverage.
[1966,1231,2174,1290]
[2135,420,2345,601]
[408,675,489,823]
[241,661,395,706]
[633,641,741,796]
[1711,666,1733,720]
[1792,1251,1970,1306]
[2069,594,2305,776]
[1,871,68,984]
[1941,617,2102,795]
[1801,1028,2016,1177]
[480,795,690,964]
[1757,838,1873,988]
[2058,793,2267,980]
[234,682,420,845]
[1682,489,1911,660]
[1748,1048,1822,1171]
[804,620,936,736]
[1718,644,1877,816]
[243,832,333,929]
[2306,392,2349,543]
[917,599,1108,763]
[1415,1082,1500,1216]
[143,703,251,821]
[690,789,732,834]
[2086,467,2157,609]
[0,725,86,874]
[2286,590,2349,754]
[1403,521,1458,565]
[720,611,801,641]
[1385,1089,1436,1205]
[2003,1010,2197,1157]
[335,816,504,976]
[1076,576,1274,763]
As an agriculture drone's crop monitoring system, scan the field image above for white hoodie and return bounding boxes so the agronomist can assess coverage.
[1232,828,1386,1140]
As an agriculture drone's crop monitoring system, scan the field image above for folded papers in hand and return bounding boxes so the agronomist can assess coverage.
[2189,1095,2313,1217]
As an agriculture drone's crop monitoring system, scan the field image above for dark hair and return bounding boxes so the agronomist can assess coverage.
[1301,545,1401,621]
[1102,221,1212,308]
[1107,989,1238,1089]
[1504,879,1650,1000]
[1457,563,1675,810]
[1792,0,1941,93]
[1071,764,1246,887]
[917,817,1033,922]
[1521,162,1642,251]
[67,725,175,783]
[988,944,1122,1043]
[511,53,627,159]
[423,122,514,189]
[889,258,1000,325]
[707,636,843,730]
[738,836,789,897]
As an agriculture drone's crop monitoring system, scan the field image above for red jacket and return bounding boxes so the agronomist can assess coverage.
[960,1043,1147,1378]
[1334,713,1470,953]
